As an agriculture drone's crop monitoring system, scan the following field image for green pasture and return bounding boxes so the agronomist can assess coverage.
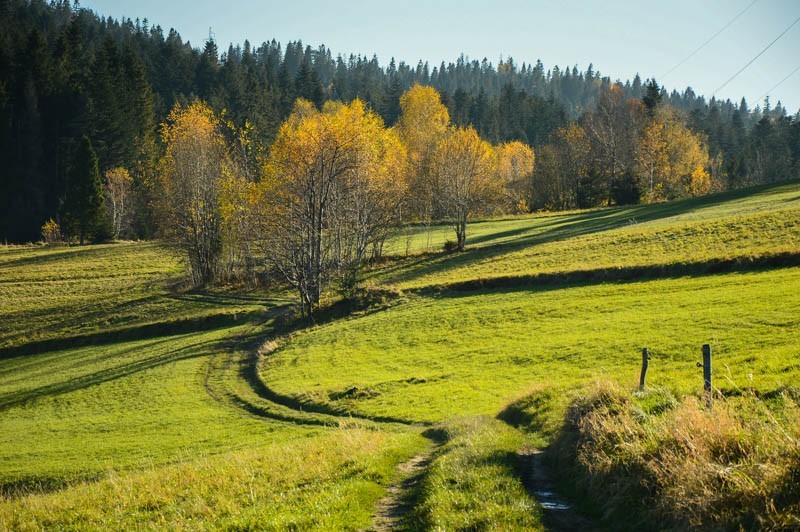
[376,181,800,290]
[263,267,800,427]
[1,181,798,529]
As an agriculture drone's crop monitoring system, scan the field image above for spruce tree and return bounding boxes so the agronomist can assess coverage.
[60,135,111,244]
[643,79,662,114]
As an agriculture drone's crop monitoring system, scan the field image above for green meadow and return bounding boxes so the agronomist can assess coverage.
[1,181,799,529]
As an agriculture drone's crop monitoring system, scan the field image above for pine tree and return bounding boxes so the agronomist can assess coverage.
[643,79,662,114]
[381,74,403,126]
[195,38,219,101]
[60,135,110,244]
[295,58,323,109]
[91,35,125,169]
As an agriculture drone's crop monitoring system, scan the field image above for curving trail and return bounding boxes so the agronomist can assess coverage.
[205,306,588,531]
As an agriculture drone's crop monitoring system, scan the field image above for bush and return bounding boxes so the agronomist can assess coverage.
[40,218,62,245]
[443,240,459,253]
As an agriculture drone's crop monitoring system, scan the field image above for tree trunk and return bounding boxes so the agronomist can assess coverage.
[456,212,467,251]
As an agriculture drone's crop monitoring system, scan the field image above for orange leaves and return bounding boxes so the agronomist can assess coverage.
[395,84,450,185]
[396,84,450,146]
[431,126,499,249]
[258,97,409,306]
[160,101,221,150]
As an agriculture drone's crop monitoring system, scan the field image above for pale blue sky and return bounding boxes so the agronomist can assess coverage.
[81,0,800,113]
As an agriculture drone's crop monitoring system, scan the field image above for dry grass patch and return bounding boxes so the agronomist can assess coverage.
[552,383,800,530]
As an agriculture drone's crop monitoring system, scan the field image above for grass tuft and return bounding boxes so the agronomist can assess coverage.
[551,383,800,529]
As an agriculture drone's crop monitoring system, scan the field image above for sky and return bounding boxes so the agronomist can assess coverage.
[80,0,800,113]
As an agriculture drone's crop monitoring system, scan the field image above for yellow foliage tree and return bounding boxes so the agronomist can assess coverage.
[395,84,450,219]
[636,106,712,202]
[496,141,535,212]
[219,171,256,282]
[258,98,406,314]
[157,101,231,286]
[432,126,498,251]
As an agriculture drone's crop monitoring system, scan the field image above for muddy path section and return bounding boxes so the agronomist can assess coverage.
[518,448,601,531]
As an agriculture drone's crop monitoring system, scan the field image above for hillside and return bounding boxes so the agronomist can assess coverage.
[1,181,799,529]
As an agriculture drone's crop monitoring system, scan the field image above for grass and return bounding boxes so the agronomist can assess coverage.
[548,383,800,529]
[0,241,279,352]
[382,180,800,257]
[2,180,799,528]
[262,267,800,425]
[374,183,800,291]
[0,428,427,530]
[0,242,427,529]
[410,417,542,530]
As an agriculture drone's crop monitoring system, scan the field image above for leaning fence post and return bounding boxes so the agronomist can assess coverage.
[702,344,712,405]
[639,347,650,391]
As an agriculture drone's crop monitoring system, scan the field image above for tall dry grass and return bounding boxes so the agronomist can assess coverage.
[553,383,800,530]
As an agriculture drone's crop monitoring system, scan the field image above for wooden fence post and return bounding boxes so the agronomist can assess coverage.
[702,344,712,405]
[639,348,649,391]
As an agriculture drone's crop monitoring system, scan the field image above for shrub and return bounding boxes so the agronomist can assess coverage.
[40,218,62,245]
[443,240,459,253]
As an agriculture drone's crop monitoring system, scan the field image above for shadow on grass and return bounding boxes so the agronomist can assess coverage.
[415,251,800,297]
[221,290,428,427]
[498,394,604,530]
[0,334,222,410]
[0,309,261,360]
[0,472,105,500]
[381,181,799,287]
[242,355,425,427]
[0,242,174,270]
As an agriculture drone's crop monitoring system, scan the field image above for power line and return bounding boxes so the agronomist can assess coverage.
[713,14,800,97]
[753,63,800,106]
[661,0,760,81]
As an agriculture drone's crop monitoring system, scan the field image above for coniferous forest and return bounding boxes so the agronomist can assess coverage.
[2,0,800,244]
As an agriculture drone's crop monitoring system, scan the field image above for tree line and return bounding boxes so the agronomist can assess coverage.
[154,88,527,316]
[2,0,799,249]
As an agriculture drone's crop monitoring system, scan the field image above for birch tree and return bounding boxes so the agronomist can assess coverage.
[157,102,229,286]
[257,99,404,315]
[432,126,498,251]
[104,167,132,239]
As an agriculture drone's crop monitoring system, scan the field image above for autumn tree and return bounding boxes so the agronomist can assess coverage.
[531,123,591,210]
[636,106,712,201]
[257,99,404,315]
[157,101,231,286]
[219,170,257,283]
[395,84,450,220]
[258,99,345,316]
[432,126,498,251]
[582,84,645,205]
[60,135,111,245]
[104,167,133,239]
[217,118,264,282]
[496,141,535,212]
[326,100,407,292]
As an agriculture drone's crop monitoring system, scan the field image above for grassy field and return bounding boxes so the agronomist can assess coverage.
[1,181,798,529]
[0,242,429,530]
[375,182,800,290]
[263,268,800,426]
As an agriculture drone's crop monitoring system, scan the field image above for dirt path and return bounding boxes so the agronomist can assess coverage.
[369,451,432,531]
[518,448,599,531]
